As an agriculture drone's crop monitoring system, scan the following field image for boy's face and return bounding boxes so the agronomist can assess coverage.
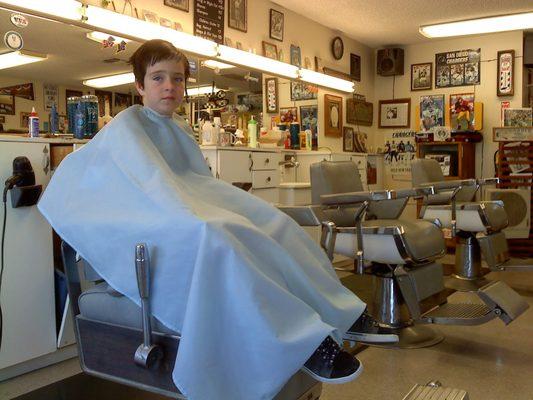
[136,59,185,116]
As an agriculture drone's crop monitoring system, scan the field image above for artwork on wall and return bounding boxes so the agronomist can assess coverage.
[262,41,278,60]
[420,95,445,132]
[300,105,318,133]
[290,82,318,101]
[350,53,361,82]
[346,99,372,126]
[95,90,113,117]
[113,93,132,116]
[43,84,58,111]
[378,98,410,128]
[493,126,533,142]
[265,77,278,114]
[324,94,342,137]
[20,111,30,128]
[290,44,301,67]
[0,95,15,115]
[331,36,344,60]
[497,50,514,97]
[343,126,354,152]
[269,9,284,41]
[353,131,367,153]
[228,0,246,32]
[280,107,298,124]
[0,83,35,100]
[449,93,475,131]
[411,63,432,91]
[142,10,159,24]
[159,17,173,28]
[435,49,480,88]
[503,108,532,127]
[383,130,417,178]
[164,0,189,12]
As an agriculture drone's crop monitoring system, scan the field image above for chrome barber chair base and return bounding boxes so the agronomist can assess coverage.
[445,274,492,292]
[372,325,444,349]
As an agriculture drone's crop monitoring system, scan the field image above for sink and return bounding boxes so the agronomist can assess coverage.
[278,182,311,205]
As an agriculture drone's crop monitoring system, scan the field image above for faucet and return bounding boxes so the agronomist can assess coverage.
[279,156,300,168]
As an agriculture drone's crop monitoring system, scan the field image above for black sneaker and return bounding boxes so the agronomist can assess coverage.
[343,309,398,344]
[302,336,363,384]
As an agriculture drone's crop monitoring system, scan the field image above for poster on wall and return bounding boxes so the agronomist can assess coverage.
[383,130,417,179]
[420,95,444,132]
[435,48,480,88]
[43,84,58,111]
[194,0,224,44]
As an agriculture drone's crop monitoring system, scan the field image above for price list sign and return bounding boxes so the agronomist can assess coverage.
[194,0,224,44]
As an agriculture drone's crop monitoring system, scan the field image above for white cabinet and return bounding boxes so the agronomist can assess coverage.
[294,152,331,183]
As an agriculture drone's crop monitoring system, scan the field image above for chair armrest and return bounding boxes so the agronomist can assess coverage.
[277,205,323,226]
[393,187,435,199]
[320,190,390,206]
[477,177,499,186]
[420,179,477,191]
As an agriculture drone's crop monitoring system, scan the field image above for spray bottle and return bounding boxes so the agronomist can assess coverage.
[28,107,39,137]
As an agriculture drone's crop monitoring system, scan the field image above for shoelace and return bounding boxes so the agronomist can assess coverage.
[317,337,340,367]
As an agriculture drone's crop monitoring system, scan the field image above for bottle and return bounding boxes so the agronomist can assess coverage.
[73,98,86,139]
[28,107,39,137]
[202,119,213,145]
[50,103,59,134]
[213,116,222,146]
[284,132,291,149]
[247,115,257,148]
[305,128,312,150]
[289,122,300,150]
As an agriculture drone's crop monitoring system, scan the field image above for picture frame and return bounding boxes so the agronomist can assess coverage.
[343,127,354,152]
[228,0,247,32]
[262,41,278,60]
[290,44,301,67]
[142,10,159,24]
[160,17,173,29]
[411,62,432,91]
[20,111,30,128]
[113,92,132,116]
[435,48,480,88]
[164,0,189,12]
[265,77,278,114]
[324,94,343,137]
[420,95,445,132]
[378,98,410,128]
[279,107,298,124]
[290,82,318,101]
[449,93,475,131]
[493,126,533,142]
[331,36,344,60]
[300,105,318,133]
[503,108,532,127]
[0,95,15,115]
[269,9,284,42]
[95,90,113,117]
[497,50,514,97]
[350,53,361,82]
[346,99,373,126]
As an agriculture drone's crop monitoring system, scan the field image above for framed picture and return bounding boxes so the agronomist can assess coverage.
[265,77,278,114]
[343,127,354,152]
[95,90,112,117]
[269,9,284,42]
[346,99,372,126]
[20,111,30,128]
[164,0,189,12]
[350,53,361,82]
[280,107,298,124]
[411,63,432,91]
[497,50,514,97]
[290,44,301,67]
[262,41,278,60]
[142,10,159,24]
[290,82,318,101]
[324,94,343,137]
[300,105,318,133]
[331,36,344,60]
[435,49,480,88]
[228,0,246,32]
[450,93,475,131]
[379,99,410,128]
[493,126,533,142]
[0,95,15,115]
[503,108,532,127]
[353,131,367,153]
[113,93,132,116]
[420,95,444,132]
[160,17,173,28]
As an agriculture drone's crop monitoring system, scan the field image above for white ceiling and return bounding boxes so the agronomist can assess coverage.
[274,0,533,48]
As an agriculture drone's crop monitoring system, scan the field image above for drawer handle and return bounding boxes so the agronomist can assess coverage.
[265,158,270,164]
[266,177,271,183]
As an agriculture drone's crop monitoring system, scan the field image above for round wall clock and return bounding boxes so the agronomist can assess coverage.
[331,36,344,60]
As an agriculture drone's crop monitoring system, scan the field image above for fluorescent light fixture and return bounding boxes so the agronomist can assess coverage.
[83,5,218,57]
[217,45,299,79]
[298,69,354,93]
[188,86,222,97]
[201,60,234,70]
[86,31,131,44]
[0,50,47,70]
[420,12,533,38]
[83,72,134,88]
[0,0,81,21]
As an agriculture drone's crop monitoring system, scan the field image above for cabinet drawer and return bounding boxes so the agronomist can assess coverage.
[252,170,280,189]
[251,152,281,170]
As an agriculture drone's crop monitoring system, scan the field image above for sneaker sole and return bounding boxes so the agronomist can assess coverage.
[343,332,399,344]
[302,361,363,384]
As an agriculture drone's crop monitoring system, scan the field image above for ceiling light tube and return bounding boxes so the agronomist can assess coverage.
[187,86,222,96]
[86,31,131,44]
[83,5,218,57]
[217,45,299,79]
[201,60,234,70]
[0,50,47,70]
[0,0,81,21]
[298,69,354,93]
[420,12,533,38]
[83,72,134,88]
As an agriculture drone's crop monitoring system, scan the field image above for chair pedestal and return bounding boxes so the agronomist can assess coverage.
[371,274,444,349]
[447,234,491,292]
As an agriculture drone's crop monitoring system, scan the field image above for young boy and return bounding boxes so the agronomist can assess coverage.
[39,39,395,400]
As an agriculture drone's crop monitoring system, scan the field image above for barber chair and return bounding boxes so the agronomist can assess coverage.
[412,158,533,292]
[61,241,322,400]
[280,161,528,349]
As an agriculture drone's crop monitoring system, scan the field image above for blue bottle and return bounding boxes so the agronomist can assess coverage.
[50,103,59,133]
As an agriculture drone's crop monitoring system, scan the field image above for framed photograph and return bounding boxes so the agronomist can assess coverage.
[420,95,444,132]
[497,50,514,96]
[20,111,30,128]
[493,126,533,142]
[290,82,318,101]
[290,44,301,67]
[228,0,246,32]
[411,63,432,91]
[142,10,159,24]
[43,84,58,111]
[280,107,298,124]
[300,105,318,133]
[0,95,15,115]
[343,127,354,152]
[331,36,344,60]
[353,131,367,153]
[324,94,343,137]
[346,99,373,126]
[378,98,410,128]
[113,93,132,116]
[503,108,532,127]
[265,77,278,114]
[450,93,475,131]
[262,41,278,60]
[269,9,284,42]
[435,48,480,88]
[350,53,361,82]
[164,0,189,12]
[95,90,112,117]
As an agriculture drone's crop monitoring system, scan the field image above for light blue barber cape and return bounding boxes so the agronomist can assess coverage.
[38,105,365,400]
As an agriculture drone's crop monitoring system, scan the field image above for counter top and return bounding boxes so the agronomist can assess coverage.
[199,145,367,157]
[0,134,89,144]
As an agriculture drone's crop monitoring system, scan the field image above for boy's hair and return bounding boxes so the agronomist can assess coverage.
[128,39,190,88]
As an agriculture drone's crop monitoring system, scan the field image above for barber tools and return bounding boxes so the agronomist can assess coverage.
[3,156,42,207]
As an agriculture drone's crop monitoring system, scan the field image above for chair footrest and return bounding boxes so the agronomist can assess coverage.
[420,302,495,326]
[402,383,469,400]
[496,258,533,272]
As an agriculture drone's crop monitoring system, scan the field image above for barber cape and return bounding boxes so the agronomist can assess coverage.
[38,105,364,400]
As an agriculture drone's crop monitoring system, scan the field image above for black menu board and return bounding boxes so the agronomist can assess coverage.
[194,0,224,44]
